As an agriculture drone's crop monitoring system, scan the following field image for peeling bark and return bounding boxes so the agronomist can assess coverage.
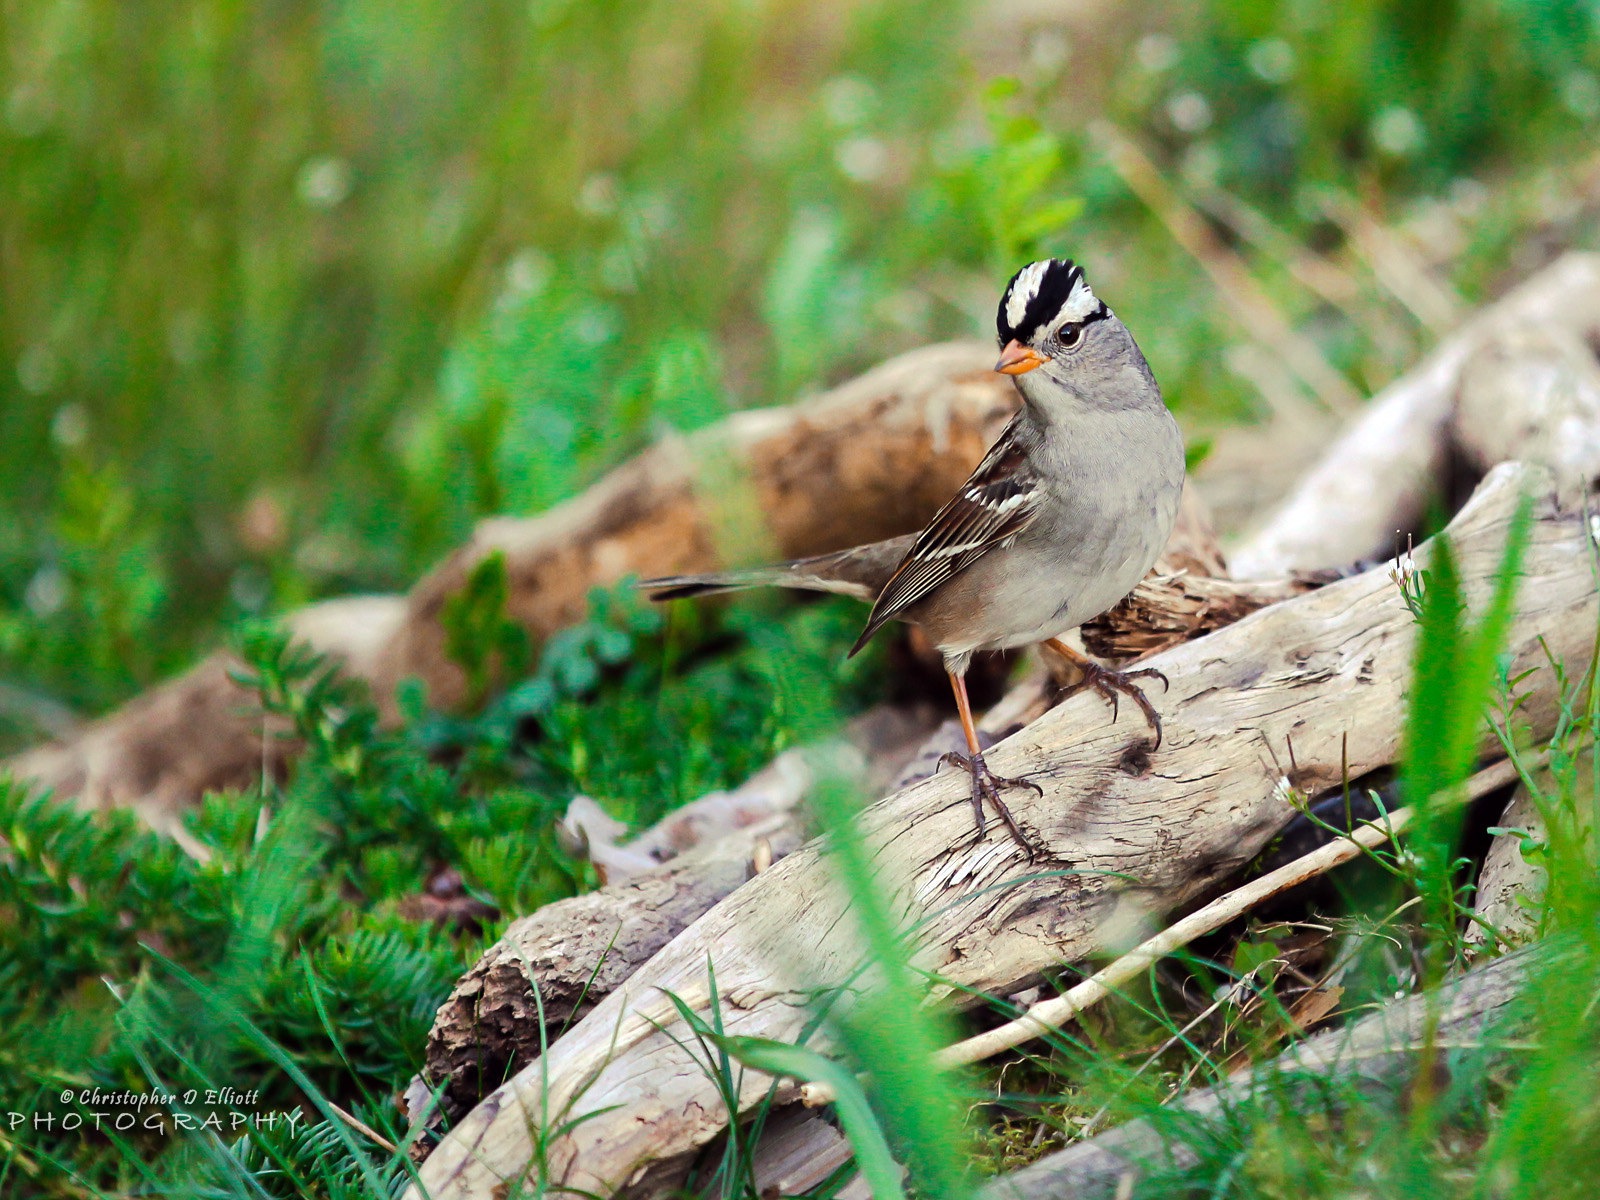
[415,818,805,1131]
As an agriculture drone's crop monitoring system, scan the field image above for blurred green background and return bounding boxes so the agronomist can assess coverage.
[6,3,1600,1196]
[6,0,1600,741]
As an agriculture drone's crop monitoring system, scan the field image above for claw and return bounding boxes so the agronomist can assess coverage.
[939,750,1043,858]
[1059,660,1166,750]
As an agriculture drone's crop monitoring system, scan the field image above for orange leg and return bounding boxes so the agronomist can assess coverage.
[1043,638,1168,749]
[940,669,1040,855]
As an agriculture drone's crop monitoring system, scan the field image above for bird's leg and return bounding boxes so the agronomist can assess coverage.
[938,669,1041,855]
[1043,637,1168,749]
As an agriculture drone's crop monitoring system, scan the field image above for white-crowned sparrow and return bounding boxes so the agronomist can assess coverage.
[642,259,1186,852]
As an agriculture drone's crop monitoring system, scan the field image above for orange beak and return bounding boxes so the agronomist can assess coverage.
[995,339,1048,375]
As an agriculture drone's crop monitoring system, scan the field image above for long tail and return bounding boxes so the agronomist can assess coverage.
[638,535,913,605]
[640,564,824,601]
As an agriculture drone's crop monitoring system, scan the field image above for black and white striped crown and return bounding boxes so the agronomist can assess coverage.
[996,259,1105,346]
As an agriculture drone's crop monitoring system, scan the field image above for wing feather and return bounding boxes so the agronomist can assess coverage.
[848,416,1044,656]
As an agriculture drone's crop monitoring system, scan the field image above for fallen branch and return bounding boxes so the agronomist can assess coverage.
[801,757,1519,1105]
[559,748,818,885]
[1466,784,1548,958]
[978,942,1544,1200]
[407,462,1596,1199]
[2,595,405,851]
[1454,322,1600,504]
[412,816,805,1132]
[1229,252,1600,577]
[409,711,947,1129]
[408,481,1283,1156]
[1465,756,1592,957]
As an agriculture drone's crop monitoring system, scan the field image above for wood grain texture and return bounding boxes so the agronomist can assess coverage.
[408,462,1596,1199]
[416,819,806,1129]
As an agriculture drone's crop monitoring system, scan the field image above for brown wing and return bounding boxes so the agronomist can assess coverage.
[848,416,1044,656]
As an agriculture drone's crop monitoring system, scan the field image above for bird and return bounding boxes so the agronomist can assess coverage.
[640,259,1186,853]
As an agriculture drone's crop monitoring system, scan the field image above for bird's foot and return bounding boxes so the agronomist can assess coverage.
[1059,659,1168,749]
[939,750,1043,858]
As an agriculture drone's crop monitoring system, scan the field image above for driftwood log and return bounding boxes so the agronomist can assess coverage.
[414,817,806,1134]
[406,475,1307,1136]
[979,942,1544,1200]
[5,344,1018,826]
[739,253,1600,1190]
[406,462,1596,1199]
[1466,757,1596,957]
[1,596,405,851]
[405,253,1600,1197]
[412,709,951,1130]
[1466,784,1549,956]
[1229,252,1600,577]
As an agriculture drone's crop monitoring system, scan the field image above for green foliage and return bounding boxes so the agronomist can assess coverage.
[1154,1,1600,200]
[654,768,974,1200]
[0,452,172,728]
[1398,493,1531,974]
[808,776,972,1199]
[0,0,974,718]
[441,551,533,710]
[0,782,223,1019]
[0,570,885,1192]
[710,1032,909,1200]
[937,79,1085,274]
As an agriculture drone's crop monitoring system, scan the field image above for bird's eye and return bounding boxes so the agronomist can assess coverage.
[1057,324,1083,348]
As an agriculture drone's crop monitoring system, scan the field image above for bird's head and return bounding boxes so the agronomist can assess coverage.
[994,258,1157,413]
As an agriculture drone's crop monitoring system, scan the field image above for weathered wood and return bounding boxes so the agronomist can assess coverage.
[414,817,806,1131]
[1467,784,1548,957]
[1076,480,1326,666]
[1454,323,1600,504]
[1466,757,1593,957]
[754,748,1509,1199]
[560,748,818,885]
[1079,570,1324,663]
[923,757,1518,1076]
[409,715,946,1131]
[3,596,405,850]
[408,480,1262,1157]
[1230,252,1600,578]
[407,463,1596,1200]
[978,944,1542,1200]
[4,343,1016,824]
